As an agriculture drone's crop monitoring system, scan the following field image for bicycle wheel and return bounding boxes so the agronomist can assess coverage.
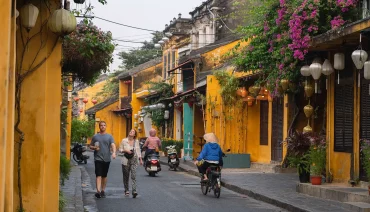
[213,178,221,198]
[201,182,208,195]
[72,154,82,163]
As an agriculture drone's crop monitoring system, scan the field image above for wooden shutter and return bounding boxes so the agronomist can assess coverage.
[260,101,269,145]
[360,78,370,180]
[272,97,284,161]
[334,70,353,152]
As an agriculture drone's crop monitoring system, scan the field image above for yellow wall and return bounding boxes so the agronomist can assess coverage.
[12,0,62,211]
[193,107,205,158]
[133,63,163,93]
[77,79,107,118]
[1,1,15,211]
[131,93,146,138]
[94,101,126,147]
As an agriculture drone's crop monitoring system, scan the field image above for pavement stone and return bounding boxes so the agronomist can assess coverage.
[160,157,354,212]
[61,164,84,212]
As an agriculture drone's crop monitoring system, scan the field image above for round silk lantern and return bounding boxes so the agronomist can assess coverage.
[48,8,77,36]
[334,53,345,84]
[309,62,322,93]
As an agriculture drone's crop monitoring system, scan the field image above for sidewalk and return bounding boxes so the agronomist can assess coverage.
[160,157,354,212]
[61,164,84,212]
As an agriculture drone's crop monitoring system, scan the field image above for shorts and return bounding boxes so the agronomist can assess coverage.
[94,161,110,177]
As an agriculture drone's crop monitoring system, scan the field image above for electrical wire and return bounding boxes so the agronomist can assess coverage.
[76,15,158,32]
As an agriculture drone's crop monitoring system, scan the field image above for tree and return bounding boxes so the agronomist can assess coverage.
[95,71,122,100]
[71,118,95,144]
[117,31,163,70]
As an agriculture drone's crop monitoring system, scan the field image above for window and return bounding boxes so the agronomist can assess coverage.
[171,50,176,69]
[260,101,269,145]
[334,70,353,152]
[163,55,167,79]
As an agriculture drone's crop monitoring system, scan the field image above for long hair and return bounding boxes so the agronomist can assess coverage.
[129,129,137,139]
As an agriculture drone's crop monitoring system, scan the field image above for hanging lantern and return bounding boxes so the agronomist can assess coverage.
[92,99,98,105]
[322,59,334,90]
[303,120,313,133]
[352,49,368,88]
[74,0,86,4]
[304,104,313,118]
[352,49,368,69]
[20,3,39,31]
[73,97,79,102]
[364,61,370,95]
[48,9,77,36]
[83,98,88,104]
[79,108,83,113]
[280,79,289,92]
[334,53,345,84]
[304,83,314,98]
[251,85,260,97]
[300,65,311,85]
[309,62,322,93]
[164,110,170,119]
[236,87,247,97]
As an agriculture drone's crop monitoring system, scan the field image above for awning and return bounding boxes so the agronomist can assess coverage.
[162,88,197,101]
[310,17,370,51]
[168,59,194,73]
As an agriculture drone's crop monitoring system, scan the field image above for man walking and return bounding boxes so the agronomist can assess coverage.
[90,121,116,198]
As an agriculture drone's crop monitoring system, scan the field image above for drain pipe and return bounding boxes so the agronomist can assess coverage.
[208,7,219,43]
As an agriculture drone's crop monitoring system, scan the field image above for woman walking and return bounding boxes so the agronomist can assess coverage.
[119,129,143,198]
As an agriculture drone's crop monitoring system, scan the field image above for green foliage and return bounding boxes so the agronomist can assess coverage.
[214,70,240,105]
[60,155,72,186]
[287,154,310,174]
[308,145,326,176]
[233,0,360,95]
[71,118,95,143]
[161,138,184,154]
[150,110,166,129]
[59,191,66,212]
[118,32,163,70]
[95,71,122,100]
[361,139,370,180]
[62,21,115,85]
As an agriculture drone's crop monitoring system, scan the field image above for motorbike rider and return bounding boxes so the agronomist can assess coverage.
[142,128,161,164]
[194,133,223,182]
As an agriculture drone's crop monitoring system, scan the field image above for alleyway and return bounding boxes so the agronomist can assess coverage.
[82,151,284,212]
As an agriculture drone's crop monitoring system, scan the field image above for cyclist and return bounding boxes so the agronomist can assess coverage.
[194,133,223,182]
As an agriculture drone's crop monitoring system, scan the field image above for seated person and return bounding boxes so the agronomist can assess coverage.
[142,128,161,163]
[194,133,223,181]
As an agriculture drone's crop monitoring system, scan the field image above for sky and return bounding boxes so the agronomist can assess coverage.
[71,0,205,73]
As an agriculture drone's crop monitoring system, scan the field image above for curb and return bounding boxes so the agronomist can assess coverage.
[80,165,99,212]
[160,160,308,212]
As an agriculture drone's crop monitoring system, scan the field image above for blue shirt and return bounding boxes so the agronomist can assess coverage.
[197,142,223,164]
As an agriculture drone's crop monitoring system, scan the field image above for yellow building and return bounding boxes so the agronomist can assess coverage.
[307,18,370,183]
[74,74,108,119]
[1,0,64,211]
[86,72,133,147]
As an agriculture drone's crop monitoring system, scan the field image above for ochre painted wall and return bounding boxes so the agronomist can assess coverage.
[193,106,205,158]
[94,101,125,147]
[131,93,146,138]
[13,0,62,211]
[0,1,15,211]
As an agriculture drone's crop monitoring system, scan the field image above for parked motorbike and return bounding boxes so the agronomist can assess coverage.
[166,145,179,171]
[199,149,230,198]
[71,143,89,164]
[144,152,161,177]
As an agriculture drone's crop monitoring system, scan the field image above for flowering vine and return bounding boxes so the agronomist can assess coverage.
[234,0,360,97]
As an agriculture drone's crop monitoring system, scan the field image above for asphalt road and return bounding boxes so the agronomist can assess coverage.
[82,151,285,212]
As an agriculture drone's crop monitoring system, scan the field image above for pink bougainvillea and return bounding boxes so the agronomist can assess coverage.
[330,16,346,29]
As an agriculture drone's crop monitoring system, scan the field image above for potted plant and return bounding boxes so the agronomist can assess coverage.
[308,141,326,185]
[283,130,311,183]
[360,139,370,194]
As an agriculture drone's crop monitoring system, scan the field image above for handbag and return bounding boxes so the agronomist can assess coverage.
[124,140,136,159]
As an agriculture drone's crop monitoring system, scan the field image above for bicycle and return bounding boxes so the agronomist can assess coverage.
[201,165,222,198]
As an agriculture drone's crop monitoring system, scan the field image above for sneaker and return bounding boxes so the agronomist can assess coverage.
[100,190,106,198]
[95,192,101,198]
[132,192,138,198]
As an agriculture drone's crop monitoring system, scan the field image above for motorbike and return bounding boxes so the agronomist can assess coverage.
[71,143,89,164]
[200,149,230,198]
[166,145,179,171]
[144,151,161,177]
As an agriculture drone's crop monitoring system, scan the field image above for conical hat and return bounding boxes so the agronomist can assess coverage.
[203,133,219,143]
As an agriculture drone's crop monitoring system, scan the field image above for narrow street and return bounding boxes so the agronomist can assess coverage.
[82,151,285,212]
